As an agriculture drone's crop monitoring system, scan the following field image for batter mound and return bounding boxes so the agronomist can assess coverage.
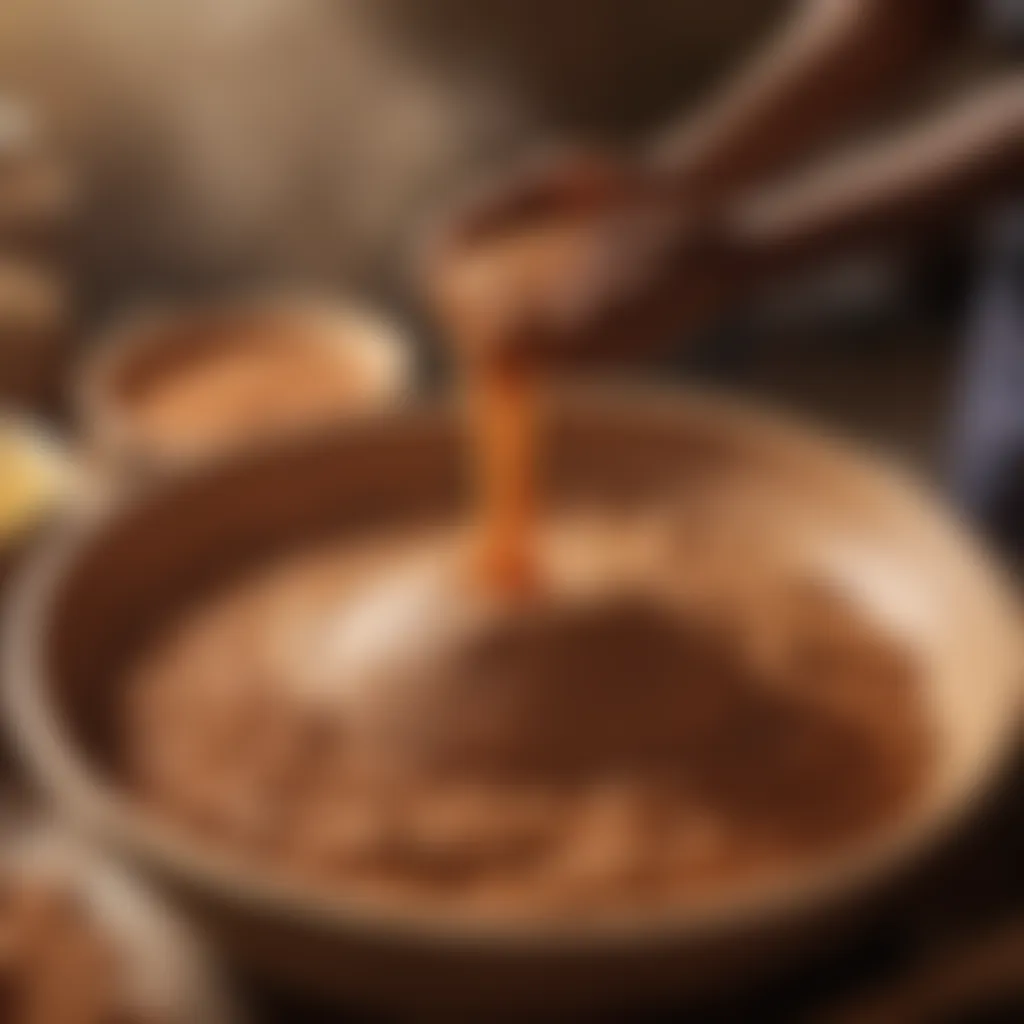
[119,507,933,919]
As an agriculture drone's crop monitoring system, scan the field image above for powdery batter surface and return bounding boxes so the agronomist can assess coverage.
[119,504,934,921]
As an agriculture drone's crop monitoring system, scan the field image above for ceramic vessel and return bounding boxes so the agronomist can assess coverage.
[6,387,1021,1016]
[78,294,412,476]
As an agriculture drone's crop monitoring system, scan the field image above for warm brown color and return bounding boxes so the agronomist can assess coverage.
[431,213,597,596]
[463,366,542,594]
[81,299,409,470]
[6,392,1019,1014]
[109,219,932,920]
[0,870,147,1024]
[117,327,364,454]
[119,504,933,919]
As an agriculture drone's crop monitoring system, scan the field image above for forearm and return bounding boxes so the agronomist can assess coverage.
[650,0,967,201]
[729,75,1024,280]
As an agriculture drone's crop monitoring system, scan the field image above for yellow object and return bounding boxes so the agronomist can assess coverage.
[0,418,69,543]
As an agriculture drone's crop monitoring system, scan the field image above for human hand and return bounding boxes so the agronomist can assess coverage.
[427,150,744,370]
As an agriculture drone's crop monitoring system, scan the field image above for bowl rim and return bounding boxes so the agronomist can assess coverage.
[5,383,1022,951]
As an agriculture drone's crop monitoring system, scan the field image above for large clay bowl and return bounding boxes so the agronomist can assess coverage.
[5,386,1021,1017]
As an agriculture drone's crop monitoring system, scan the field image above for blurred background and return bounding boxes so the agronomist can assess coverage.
[0,1,1020,1021]
[0,0,1016,457]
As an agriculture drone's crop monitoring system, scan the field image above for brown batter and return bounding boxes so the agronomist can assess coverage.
[120,506,932,918]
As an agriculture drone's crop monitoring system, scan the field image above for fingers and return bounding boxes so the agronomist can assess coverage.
[449,149,629,249]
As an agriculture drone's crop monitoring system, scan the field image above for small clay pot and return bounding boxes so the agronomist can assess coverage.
[78,294,412,478]
[0,820,236,1023]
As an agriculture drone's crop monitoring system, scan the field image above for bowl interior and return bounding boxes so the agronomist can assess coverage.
[10,386,1021,940]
